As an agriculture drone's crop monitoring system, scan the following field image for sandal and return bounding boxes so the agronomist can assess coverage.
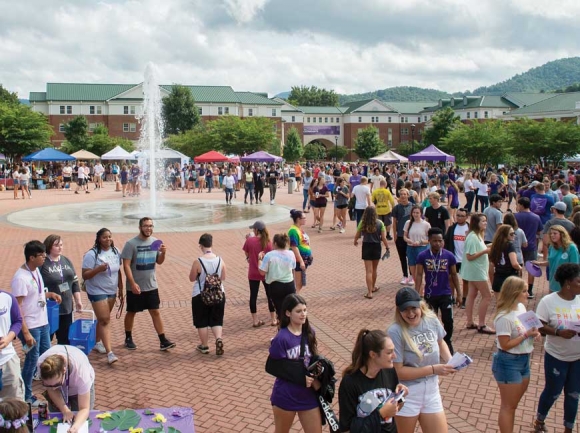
[270,320,279,327]
[372,287,380,293]
[215,338,224,356]
[330,226,336,230]
[532,420,548,433]
[465,323,478,330]
[252,320,265,328]
[363,294,373,299]
[478,325,496,335]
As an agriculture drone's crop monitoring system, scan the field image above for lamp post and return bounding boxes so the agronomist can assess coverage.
[411,124,416,153]
[334,135,338,163]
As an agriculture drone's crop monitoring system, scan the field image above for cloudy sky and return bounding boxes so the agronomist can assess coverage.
[1,0,580,99]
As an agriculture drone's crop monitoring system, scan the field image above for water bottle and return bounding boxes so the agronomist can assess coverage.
[22,344,33,354]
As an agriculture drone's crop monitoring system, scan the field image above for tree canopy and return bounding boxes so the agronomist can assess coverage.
[61,124,133,155]
[283,127,303,162]
[288,86,339,107]
[354,126,385,160]
[62,116,89,150]
[0,85,19,105]
[161,84,201,135]
[422,107,461,147]
[0,102,53,156]
[303,142,326,161]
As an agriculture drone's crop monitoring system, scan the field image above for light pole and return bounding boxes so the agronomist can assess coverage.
[334,135,338,163]
[411,124,416,154]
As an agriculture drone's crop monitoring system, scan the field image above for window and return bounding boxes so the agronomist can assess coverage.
[467,112,471,119]
[324,117,328,123]
[319,117,322,123]
[291,116,295,122]
[123,123,129,132]
[330,117,334,123]
[388,128,393,147]
[424,116,427,122]
[404,116,408,123]
[224,107,229,115]
[484,111,489,119]
[272,109,276,116]
[248,108,254,116]
[313,117,316,123]
[388,116,392,123]
[401,128,409,135]
[336,117,339,123]
[89,105,102,115]
[64,106,72,114]
[124,106,135,115]
[130,123,137,132]
[307,117,310,123]
[218,107,223,115]
[59,124,65,132]
[474,112,478,119]
[198,107,202,115]
[418,117,421,122]
[89,123,96,132]
[60,106,65,114]
[358,117,362,123]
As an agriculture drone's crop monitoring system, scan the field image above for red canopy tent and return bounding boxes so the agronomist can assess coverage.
[194,150,229,163]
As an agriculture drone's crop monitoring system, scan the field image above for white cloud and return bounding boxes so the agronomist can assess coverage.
[222,0,270,23]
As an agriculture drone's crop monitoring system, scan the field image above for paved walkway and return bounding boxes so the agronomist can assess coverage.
[0,183,567,432]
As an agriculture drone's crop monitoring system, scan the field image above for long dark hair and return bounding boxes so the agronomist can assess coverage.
[489,225,513,264]
[406,205,423,234]
[93,228,117,254]
[279,294,317,357]
[343,329,388,376]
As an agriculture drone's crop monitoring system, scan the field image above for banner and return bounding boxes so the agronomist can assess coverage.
[303,125,340,135]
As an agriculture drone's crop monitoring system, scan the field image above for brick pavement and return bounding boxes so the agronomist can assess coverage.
[0,183,572,433]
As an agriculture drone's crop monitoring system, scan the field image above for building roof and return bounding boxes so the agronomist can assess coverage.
[45,83,137,101]
[298,106,346,114]
[385,101,435,114]
[234,91,282,105]
[341,99,376,113]
[161,85,240,103]
[421,95,517,113]
[508,91,580,115]
[29,92,47,102]
[501,92,555,107]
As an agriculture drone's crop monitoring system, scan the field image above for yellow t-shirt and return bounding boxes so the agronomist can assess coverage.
[371,187,395,216]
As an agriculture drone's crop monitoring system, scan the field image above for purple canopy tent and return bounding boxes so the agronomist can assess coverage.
[240,151,283,163]
[408,144,455,162]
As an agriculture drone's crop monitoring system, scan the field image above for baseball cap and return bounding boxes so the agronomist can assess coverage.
[553,202,567,212]
[395,287,421,311]
[528,181,540,189]
[249,221,266,231]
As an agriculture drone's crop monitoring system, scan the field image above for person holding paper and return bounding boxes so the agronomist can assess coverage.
[533,263,580,433]
[491,276,540,433]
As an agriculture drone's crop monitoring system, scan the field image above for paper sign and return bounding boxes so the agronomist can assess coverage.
[57,421,89,433]
[517,311,543,331]
[569,320,580,341]
[446,352,473,370]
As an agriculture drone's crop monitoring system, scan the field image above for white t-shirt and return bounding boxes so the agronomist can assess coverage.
[78,168,86,180]
[37,345,95,397]
[352,184,371,209]
[192,256,224,297]
[11,267,48,329]
[476,181,489,197]
[464,179,473,192]
[452,223,469,263]
[223,175,236,189]
[93,164,104,175]
[62,166,73,177]
[536,292,580,362]
[403,219,430,244]
[494,303,534,354]
[82,248,121,296]
[369,174,385,191]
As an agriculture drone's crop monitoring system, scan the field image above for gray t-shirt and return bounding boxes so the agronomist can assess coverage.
[483,206,503,242]
[542,217,575,235]
[388,316,446,386]
[121,236,159,292]
[82,247,122,296]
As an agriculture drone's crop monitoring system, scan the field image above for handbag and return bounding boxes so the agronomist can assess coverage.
[347,196,356,210]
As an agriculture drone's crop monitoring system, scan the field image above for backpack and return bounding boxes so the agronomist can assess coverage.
[197,258,224,306]
[530,195,548,216]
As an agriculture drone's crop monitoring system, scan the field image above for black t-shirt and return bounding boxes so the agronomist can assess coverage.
[494,242,517,276]
[40,255,80,315]
[424,206,450,232]
[392,203,413,237]
[338,368,399,433]
[267,170,279,185]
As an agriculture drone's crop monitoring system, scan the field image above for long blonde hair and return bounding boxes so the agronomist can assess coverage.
[549,225,573,251]
[389,301,437,359]
[494,276,526,320]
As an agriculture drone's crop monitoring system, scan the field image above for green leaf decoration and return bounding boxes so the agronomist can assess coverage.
[167,427,181,433]
[49,425,57,433]
[145,428,163,433]
[143,409,153,415]
[100,409,142,431]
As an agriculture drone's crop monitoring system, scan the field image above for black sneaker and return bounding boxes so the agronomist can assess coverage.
[160,340,176,351]
[124,338,137,350]
[387,234,393,241]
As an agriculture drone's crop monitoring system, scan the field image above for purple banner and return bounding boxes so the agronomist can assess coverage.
[303,125,340,135]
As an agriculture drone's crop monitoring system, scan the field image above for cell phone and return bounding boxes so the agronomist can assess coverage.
[381,250,390,260]
[391,389,405,402]
[307,360,324,376]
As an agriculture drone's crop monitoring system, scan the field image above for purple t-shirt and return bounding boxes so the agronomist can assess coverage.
[416,248,456,297]
[269,327,318,411]
[349,175,361,190]
[447,186,459,208]
[514,211,543,252]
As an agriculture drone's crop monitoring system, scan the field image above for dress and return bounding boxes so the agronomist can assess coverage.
[460,232,488,281]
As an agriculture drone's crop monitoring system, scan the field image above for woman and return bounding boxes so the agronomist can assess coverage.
[308,176,320,228]
[187,164,197,193]
[41,235,82,345]
[189,233,226,356]
[38,345,95,433]
[0,398,29,432]
[507,174,518,210]
[244,167,255,205]
[205,165,213,193]
[331,177,349,233]
[19,168,31,199]
[312,176,329,233]
[476,175,489,211]
[533,263,580,433]
[388,287,457,433]
[339,329,408,432]
[489,225,522,300]
[288,209,312,293]
[463,172,475,214]
[492,276,541,433]
[242,221,277,327]
[11,165,20,200]
[254,165,265,203]
[302,170,313,213]
[354,207,390,299]
[268,294,321,433]
[411,168,422,199]
[444,179,460,223]
[403,205,430,287]
[197,165,206,193]
[258,234,296,319]
[489,173,505,200]
[502,212,527,269]
[120,164,129,197]
[223,169,236,205]
[81,228,123,365]
[461,213,495,334]
[533,225,580,293]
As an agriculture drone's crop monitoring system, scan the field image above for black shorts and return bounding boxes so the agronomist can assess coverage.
[492,272,518,293]
[362,242,381,261]
[378,213,392,226]
[126,289,160,312]
[191,294,225,328]
[336,204,348,209]
[77,179,86,186]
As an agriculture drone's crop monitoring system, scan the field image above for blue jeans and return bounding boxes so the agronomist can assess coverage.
[18,324,51,401]
[302,189,309,211]
[225,187,233,202]
[244,182,254,202]
[537,351,580,430]
[355,209,365,225]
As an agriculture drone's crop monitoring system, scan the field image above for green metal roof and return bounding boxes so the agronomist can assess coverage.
[161,85,240,103]
[502,92,555,108]
[29,92,46,102]
[508,92,580,115]
[385,102,435,114]
[341,99,376,113]
[298,106,346,114]
[235,92,282,105]
[45,83,137,101]
[420,95,516,113]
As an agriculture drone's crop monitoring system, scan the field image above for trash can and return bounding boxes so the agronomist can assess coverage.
[287,178,295,194]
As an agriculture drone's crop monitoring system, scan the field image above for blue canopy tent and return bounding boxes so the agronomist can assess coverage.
[22,148,76,162]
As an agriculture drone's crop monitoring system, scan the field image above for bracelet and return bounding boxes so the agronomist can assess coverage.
[555,328,559,337]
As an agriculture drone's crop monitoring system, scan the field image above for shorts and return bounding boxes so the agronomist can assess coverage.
[335,204,348,209]
[362,242,381,261]
[310,200,318,208]
[77,179,86,186]
[492,350,530,384]
[191,294,225,328]
[407,245,428,266]
[63,177,71,183]
[295,177,301,182]
[13,180,19,186]
[492,272,518,293]
[450,205,459,209]
[522,249,538,263]
[126,289,160,312]
[455,262,462,273]
[398,376,443,417]
[20,180,28,187]
[121,180,128,185]
[88,293,116,303]
[378,213,392,226]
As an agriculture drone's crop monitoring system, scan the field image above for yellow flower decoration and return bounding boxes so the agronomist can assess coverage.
[151,413,167,423]
[96,412,112,419]
[129,428,143,433]
[42,417,60,426]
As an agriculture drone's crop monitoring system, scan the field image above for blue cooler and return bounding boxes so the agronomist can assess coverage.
[47,300,60,335]
[68,310,97,355]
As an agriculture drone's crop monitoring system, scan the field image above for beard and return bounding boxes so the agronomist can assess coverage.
[139,228,151,238]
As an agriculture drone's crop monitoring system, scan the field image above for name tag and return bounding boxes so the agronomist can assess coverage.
[58,282,70,293]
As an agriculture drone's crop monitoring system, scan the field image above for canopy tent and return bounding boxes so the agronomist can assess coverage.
[22,148,75,162]
[101,146,134,160]
[227,155,240,164]
[408,144,455,162]
[194,150,229,163]
[71,149,100,160]
[369,150,409,163]
[0,153,6,161]
[564,154,580,163]
[240,151,283,163]
[135,148,190,168]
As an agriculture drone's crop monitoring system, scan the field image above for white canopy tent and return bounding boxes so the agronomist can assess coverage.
[101,146,134,160]
[369,150,409,163]
[564,154,580,163]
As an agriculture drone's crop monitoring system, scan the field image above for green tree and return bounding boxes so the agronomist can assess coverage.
[326,145,348,161]
[206,116,276,155]
[422,107,461,147]
[396,140,427,157]
[283,127,303,161]
[166,124,215,159]
[354,126,385,160]
[85,126,133,156]
[0,103,53,156]
[0,85,19,105]
[303,142,326,160]
[162,84,200,135]
[62,116,89,151]
[288,86,339,106]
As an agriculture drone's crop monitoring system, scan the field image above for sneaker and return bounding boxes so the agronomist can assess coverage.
[94,341,107,354]
[339,228,345,234]
[407,277,415,285]
[124,338,137,350]
[270,200,275,205]
[387,234,393,241]
[460,304,466,310]
[400,277,409,285]
[215,338,224,356]
[196,344,210,354]
[107,352,119,364]
[527,294,535,299]
[160,340,176,351]
[33,372,41,381]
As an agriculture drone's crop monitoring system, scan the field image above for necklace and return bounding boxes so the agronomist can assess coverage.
[427,248,442,297]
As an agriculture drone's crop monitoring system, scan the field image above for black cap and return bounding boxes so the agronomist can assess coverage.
[395,287,421,311]
[249,220,266,231]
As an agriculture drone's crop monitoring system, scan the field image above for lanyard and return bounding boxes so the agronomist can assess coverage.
[61,347,71,405]
[427,249,442,297]
[24,264,42,295]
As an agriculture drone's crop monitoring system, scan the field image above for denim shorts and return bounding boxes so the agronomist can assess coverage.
[87,293,116,303]
[407,245,428,266]
[492,350,531,384]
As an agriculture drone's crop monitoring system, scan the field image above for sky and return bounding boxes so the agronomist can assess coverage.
[1,0,580,99]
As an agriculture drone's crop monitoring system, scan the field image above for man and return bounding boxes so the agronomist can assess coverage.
[93,161,105,189]
[424,192,451,233]
[395,170,407,197]
[0,287,24,401]
[349,167,361,193]
[121,217,176,351]
[444,208,470,308]
[530,183,554,226]
[11,241,61,403]
[415,228,461,354]
[541,201,575,258]
[62,162,73,190]
[559,183,575,218]
[369,167,385,193]
[515,197,543,298]
[266,164,279,205]
[483,194,504,244]
[392,189,413,284]
[295,162,303,192]
[371,180,396,240]
[75,162,89,194]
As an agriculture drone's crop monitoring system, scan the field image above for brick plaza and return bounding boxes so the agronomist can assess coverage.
[0,183,569,432]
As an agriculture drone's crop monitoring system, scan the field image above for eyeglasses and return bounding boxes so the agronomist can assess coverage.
[141,225,154,228]
[42,374,65,388]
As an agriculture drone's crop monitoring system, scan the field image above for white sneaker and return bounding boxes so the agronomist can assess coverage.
[407,277,415,285]
[107,352,118,364]
[270,200,274,205]
[339,228,345,234]
[94,341,107,354]
[33,372,41,381]
[400,277,409,285]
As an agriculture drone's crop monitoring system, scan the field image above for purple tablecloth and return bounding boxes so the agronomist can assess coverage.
[35,406,195,432]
